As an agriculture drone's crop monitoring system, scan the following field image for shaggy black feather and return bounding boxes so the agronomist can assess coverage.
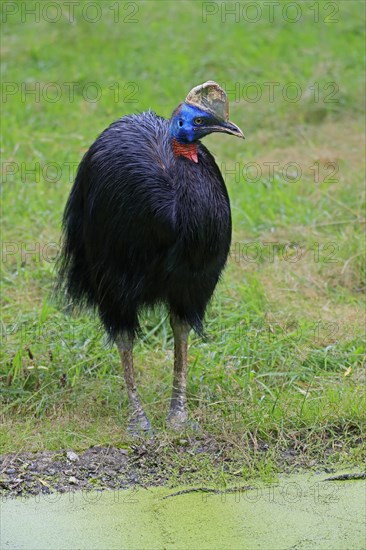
[57,110,232,340]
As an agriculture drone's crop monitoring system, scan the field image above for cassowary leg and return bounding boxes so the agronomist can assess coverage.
[167,313,191,430]
[116,333,152,435]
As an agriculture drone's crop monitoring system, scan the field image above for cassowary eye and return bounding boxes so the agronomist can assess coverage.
[178,120,183,127]
[194,117,203,125]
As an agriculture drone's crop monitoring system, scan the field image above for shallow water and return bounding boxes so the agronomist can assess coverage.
[1,472,365,549]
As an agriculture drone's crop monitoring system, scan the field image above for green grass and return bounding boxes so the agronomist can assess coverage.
[1,1,365,476]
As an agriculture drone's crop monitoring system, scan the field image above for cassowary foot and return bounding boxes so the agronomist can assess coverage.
[127,407,153,437]
[167,403,200,432]
[167,415,200,432]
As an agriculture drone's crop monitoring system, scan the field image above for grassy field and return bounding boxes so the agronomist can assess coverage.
[1,0,365,480]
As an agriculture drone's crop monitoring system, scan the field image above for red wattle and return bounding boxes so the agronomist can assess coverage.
[172,139,198,163]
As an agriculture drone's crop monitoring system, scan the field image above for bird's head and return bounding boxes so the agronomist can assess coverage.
[169,81,244,145]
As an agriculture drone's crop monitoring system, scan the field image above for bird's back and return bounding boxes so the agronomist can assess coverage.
[58,111,231,338]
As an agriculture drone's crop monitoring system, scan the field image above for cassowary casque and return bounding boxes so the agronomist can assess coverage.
[58,81,244,433]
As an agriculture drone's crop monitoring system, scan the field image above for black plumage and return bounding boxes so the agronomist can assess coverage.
[58,81,244,432]
[59,111,231,339]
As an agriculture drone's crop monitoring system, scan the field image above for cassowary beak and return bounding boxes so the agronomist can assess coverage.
[212,120,245,139]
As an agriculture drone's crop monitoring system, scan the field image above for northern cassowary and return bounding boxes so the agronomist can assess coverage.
[58,81,244,433]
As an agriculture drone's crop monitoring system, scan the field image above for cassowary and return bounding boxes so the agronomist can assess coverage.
[58,81,244,433]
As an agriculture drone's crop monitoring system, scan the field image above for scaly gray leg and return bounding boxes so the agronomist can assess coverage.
[167,313,191,430]
[116,333,152,436]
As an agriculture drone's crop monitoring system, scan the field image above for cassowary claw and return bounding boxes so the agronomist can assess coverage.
[127,408,153,437]
[166,417,201,433]
[167,405,200,432]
